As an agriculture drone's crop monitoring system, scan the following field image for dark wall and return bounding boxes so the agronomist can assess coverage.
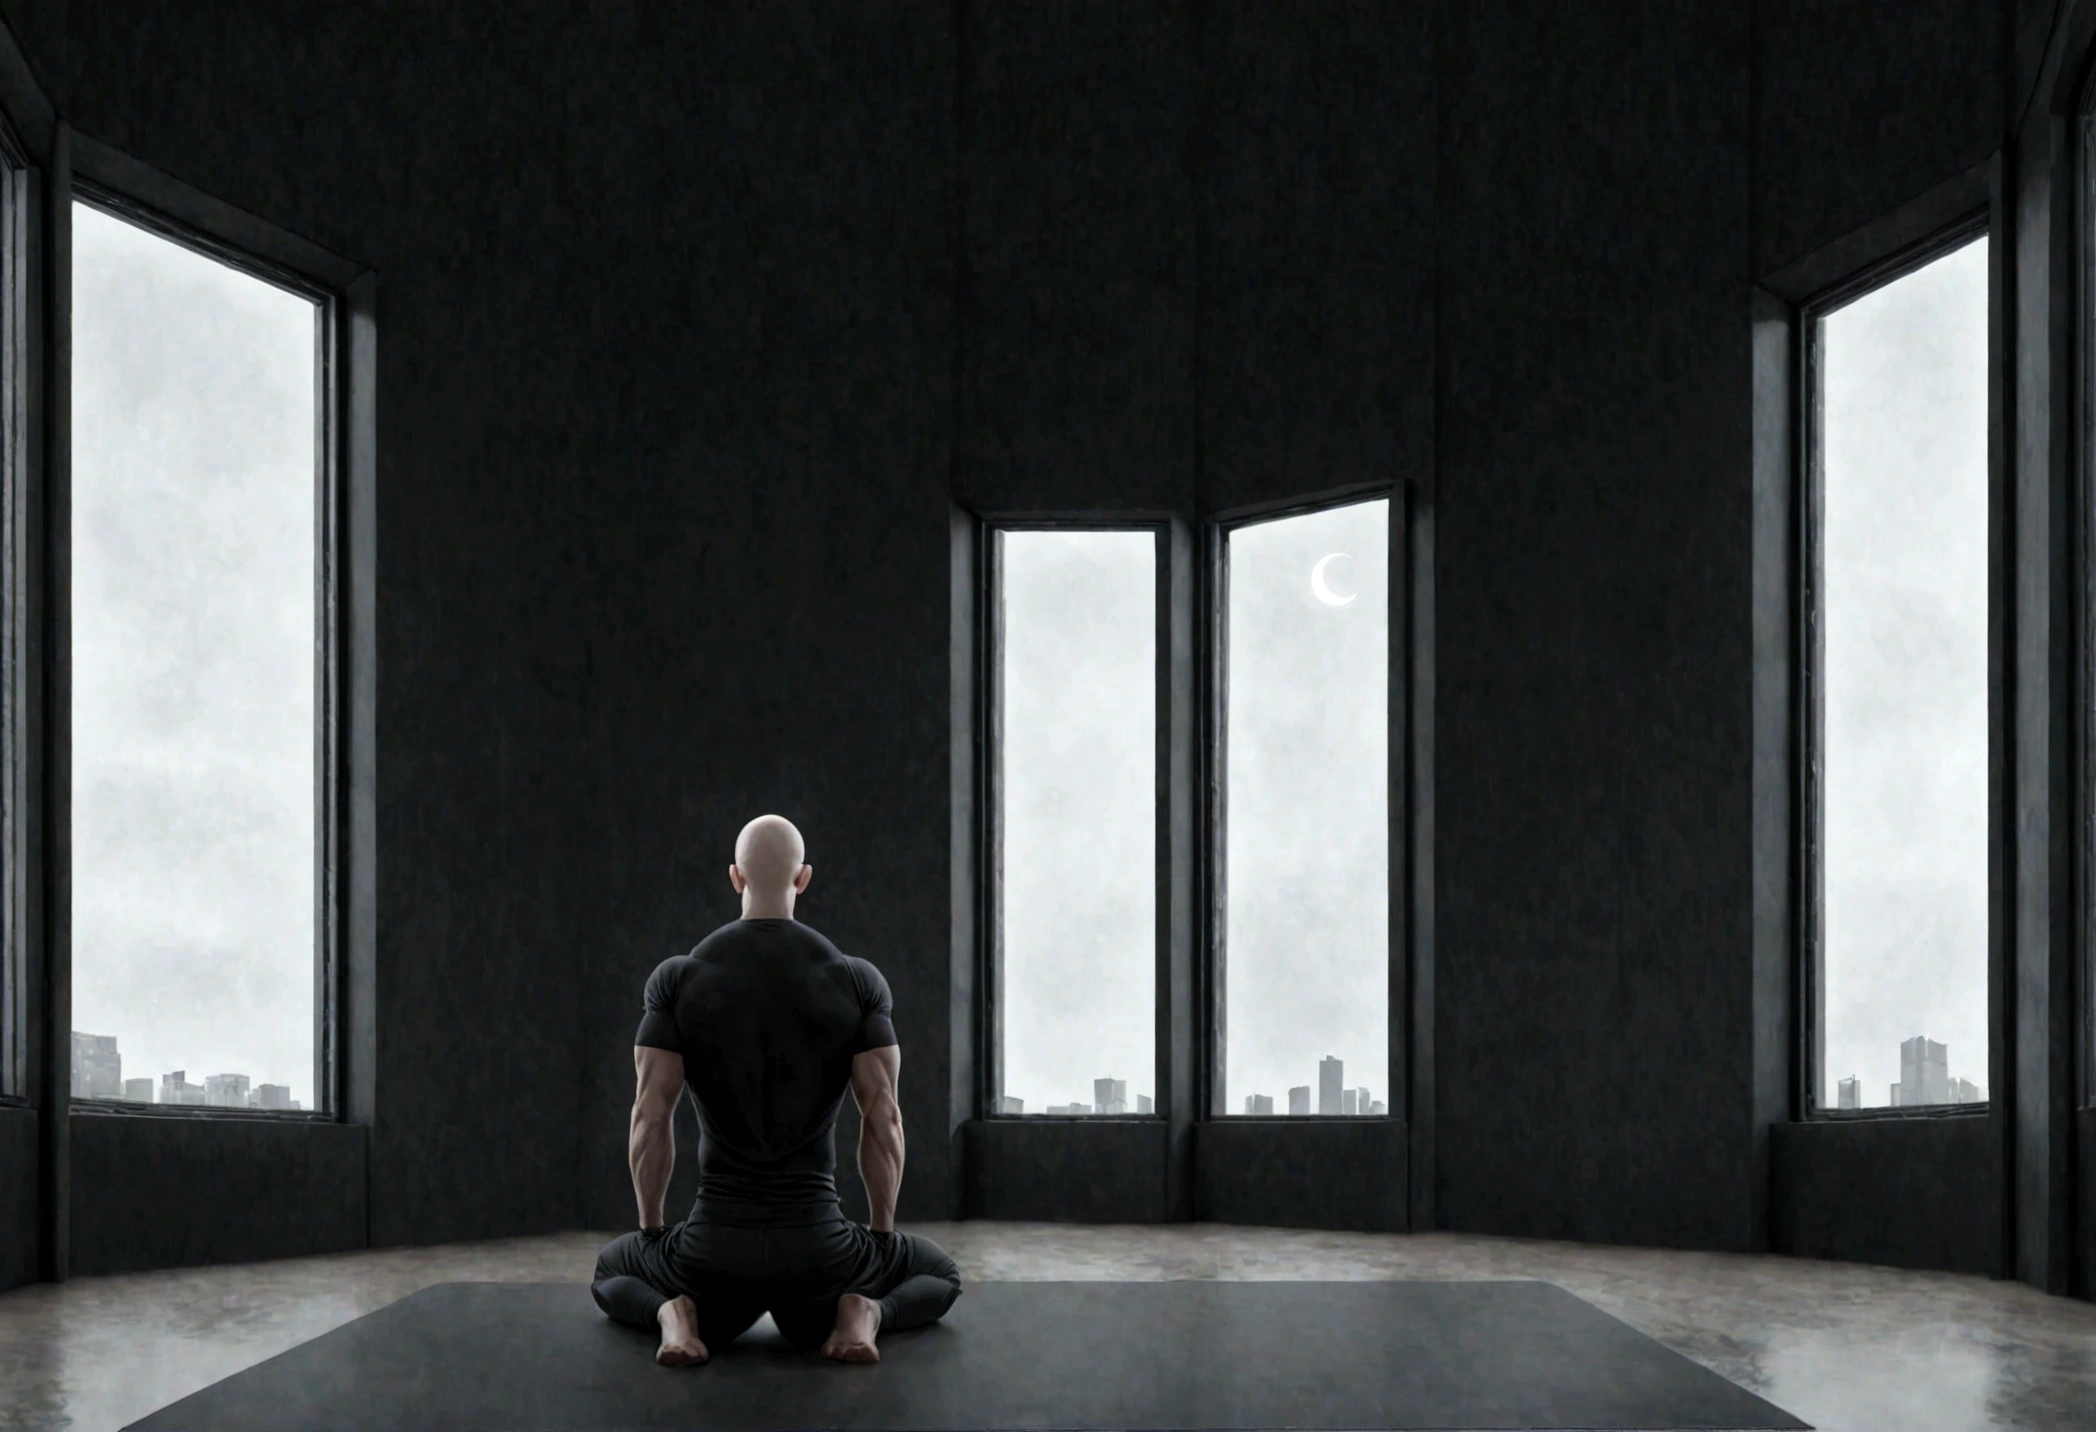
[964,1121,1173,1224]
[1200,1,1434,517]
[1195,1120,1407,1232]
[1770,1117,1999,1275]
[67,1113,366,1276]
[1752,0,2004,278]
[1434,1,1760,1251]
[0,1105,34,1288]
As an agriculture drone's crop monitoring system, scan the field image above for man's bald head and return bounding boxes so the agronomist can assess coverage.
[731,814,810,910]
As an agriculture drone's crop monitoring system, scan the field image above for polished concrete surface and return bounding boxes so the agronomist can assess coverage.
[2,1222,2092,1432]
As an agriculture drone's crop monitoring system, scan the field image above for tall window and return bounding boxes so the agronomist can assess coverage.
[991,528,1157,1117]
[69,197,327,1113]
[1218,497,1389,1117]
[1812,230,1989,1113]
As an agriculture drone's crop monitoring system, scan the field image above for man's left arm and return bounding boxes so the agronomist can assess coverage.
[630,1045,684,1230]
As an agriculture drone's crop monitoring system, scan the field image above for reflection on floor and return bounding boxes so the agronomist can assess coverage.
[2,1221,2092,1432]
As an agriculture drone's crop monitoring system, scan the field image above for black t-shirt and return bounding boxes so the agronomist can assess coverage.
[634,918,897,1226]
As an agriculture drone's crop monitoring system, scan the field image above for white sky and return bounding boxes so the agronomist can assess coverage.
[1820,235,1989,1108]
[68,201,319,1107]
[998,529,1156,1111]
[1223,500,1388,1113]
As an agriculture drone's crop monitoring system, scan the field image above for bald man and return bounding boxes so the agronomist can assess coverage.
[590,815,962,1366]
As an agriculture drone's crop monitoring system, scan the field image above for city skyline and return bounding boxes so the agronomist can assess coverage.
[1005,1056,1386,1117]
[70,1030,304,1110]
[1831,1031,1983,1111]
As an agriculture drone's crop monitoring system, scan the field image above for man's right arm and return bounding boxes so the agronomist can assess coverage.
[850,1044,904,1233]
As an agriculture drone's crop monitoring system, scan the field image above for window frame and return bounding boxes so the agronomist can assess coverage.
[0,109,28,1105]
[2081,81,2096,1114]
[980,518,1171,1120]
[61,175,347,1123]
[1797,211,1995,1121]
[1206,486,1405,1121]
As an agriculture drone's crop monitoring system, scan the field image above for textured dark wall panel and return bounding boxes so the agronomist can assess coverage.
[1195,1120,1407,1232]
[1770,1117,1999,1276]
[0,1104,34,1290]
[567,3,955,1233]
[0,0,63,105]
[1201,1,1433,515]
[1435,1,1758,1251]
[959,1,1196,517]
[1752,0,2003,278]
[68,1114,366,1276]
[963,1120,1172,1223]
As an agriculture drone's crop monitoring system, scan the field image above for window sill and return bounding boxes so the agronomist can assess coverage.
[69,1099,336,1124]
[1800,1104,1990,1123]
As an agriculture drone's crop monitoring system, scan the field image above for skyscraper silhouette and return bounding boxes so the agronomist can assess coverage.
[1093,1077,1128,1115]
[1245,1093,1274,1115]
[70,1032,122,1099]
[1288,1085,1310,1115]
[1837,1076,1860,1109]
[1896,1036,1949,1107]
[205,1073,250,1108]
[1318,1056,1343,1115]
[161,1070,207,1105]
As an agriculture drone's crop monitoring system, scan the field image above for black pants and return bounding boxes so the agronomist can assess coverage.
[592,1216,962,1351]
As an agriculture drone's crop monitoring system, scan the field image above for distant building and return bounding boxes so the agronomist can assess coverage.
[1952,1077,1981,1105]
[161,1071,207,1105]
[1245,1093,1274,1115]
[1318,1057,1343,1115]
[1288,1085,1310,1116]
[1340,1089,1358,1115]
[1094,1078,1127,1115]
[1895,1036,1949,1107]
[1045,1102,1093,1115]
[1889,1082,1902,1107]
[254,1084,295,1111]
[70,1032,122,1100]
[1135,1094,1153,1114]
[1367,1100,1386,1116]
[290,1100,302,1111]
[1354,1086,1371,1115]
[995,1095,1024,1115]
[205,1073,250,1108]
[1837,1076,1860,1110]
[122,1077,155,1103]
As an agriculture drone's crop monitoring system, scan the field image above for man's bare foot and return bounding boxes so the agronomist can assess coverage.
[820,1292,882,1363]
[655,1294,709,1367]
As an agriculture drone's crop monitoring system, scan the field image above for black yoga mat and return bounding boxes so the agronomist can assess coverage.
[126,1279,1809,1431]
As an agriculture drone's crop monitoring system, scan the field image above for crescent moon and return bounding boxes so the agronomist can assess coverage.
[1310,553,1356,606]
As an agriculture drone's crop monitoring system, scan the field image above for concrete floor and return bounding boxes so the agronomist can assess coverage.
[1,1222,2092,1432]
